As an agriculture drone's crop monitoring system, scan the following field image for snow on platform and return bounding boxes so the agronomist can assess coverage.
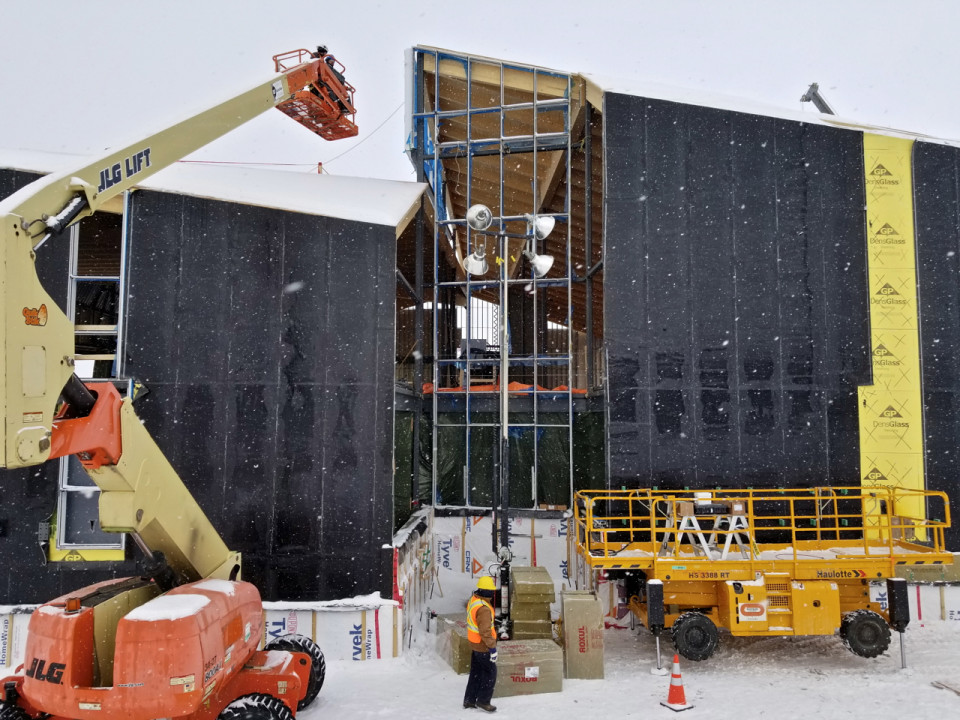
[589,544,931,560]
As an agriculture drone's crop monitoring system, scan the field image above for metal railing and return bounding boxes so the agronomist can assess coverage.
[573,486,952,574]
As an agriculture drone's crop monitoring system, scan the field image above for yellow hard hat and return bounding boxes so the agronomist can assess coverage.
[477,576,497,591]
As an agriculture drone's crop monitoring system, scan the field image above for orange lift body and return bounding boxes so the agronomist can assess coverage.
[8,580,309,720]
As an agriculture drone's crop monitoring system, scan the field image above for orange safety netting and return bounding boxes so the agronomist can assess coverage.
[423,381,586,395]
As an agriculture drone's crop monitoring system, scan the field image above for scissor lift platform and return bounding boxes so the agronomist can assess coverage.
[573,485,952,582]
[572,486,953,660]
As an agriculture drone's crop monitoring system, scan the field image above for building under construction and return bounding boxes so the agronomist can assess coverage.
[1,46,960,604]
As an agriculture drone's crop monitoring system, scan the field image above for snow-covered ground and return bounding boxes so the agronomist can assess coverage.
[303,611,960,718]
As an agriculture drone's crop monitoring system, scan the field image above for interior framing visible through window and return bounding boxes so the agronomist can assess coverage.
[52,199,130,557]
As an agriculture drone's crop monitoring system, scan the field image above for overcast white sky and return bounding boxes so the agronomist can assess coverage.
[2,0,959,182]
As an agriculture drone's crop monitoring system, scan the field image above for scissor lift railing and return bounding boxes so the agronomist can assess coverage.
[573,486,953,582]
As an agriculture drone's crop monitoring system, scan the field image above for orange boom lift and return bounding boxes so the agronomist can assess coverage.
[0,49,356,720]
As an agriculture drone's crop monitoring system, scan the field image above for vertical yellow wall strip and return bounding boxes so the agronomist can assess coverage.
[360,610,368,661]
[393,606,399,658]
[859,133,925,520]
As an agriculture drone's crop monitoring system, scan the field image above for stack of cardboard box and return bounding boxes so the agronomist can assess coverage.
[560,589,604,678]
[493,638,563,698]
[435,613,472,674]
[509,566,556,640]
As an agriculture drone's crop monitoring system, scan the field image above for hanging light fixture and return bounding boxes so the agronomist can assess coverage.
[462,204,494,275]
[467,204,493,231]
[462,247,489,275]
[525,213,555,241]
[522,246,554,278]
[522,213,555,278]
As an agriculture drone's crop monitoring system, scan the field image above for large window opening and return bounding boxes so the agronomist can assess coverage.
[50,207,129,559]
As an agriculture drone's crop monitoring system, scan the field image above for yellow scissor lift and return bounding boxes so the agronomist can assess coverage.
[572,486,953,661]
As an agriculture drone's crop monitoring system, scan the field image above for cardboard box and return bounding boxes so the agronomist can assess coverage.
[561,590,604,679]
[511,619,553,639]
[510,602,552,622]
[677,499,745,517]
[436,614,473,675]
[510,566,556,603]
[493,639,563,698]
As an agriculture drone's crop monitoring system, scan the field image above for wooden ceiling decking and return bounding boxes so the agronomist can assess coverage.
[399,49,604,339]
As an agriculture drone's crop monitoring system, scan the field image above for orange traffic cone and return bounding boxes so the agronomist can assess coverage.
[660,654,694,712]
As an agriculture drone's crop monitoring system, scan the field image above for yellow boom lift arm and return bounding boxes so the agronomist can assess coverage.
[0,50,354,585]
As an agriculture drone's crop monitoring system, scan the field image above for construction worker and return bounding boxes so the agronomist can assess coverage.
[463,575,498,712]
[311,44,348,115]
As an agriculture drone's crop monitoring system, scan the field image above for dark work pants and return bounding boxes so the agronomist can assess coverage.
[463,649,497,705]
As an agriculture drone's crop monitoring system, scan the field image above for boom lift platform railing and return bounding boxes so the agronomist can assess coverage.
[273,49,358,141]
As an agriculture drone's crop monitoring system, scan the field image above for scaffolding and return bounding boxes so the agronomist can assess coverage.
[408,48,583,511]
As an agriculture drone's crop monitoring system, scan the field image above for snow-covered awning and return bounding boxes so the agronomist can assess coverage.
[581,72,960,147]
[0,148,426,237]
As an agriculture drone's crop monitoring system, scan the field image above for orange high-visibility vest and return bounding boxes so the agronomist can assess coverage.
[466,595,495,644]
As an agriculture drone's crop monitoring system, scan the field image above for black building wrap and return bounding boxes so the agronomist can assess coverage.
[913,141,960,548]
[0,172,396,602]
[603,94,871,492]
[124,191,396,601]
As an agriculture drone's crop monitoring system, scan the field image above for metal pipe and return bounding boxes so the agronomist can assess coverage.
[396,268,421,304]
[584,102,594,389]
[500,229,510,556]
[413,54,427,515]
[413,197,425,511]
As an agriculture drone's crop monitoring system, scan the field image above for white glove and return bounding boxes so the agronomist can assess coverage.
[489,648,498,663]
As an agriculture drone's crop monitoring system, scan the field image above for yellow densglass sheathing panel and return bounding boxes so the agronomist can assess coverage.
[45,520,124,562]
[858,134,925,522]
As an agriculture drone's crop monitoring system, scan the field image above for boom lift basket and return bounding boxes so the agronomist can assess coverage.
[273,49,359,141]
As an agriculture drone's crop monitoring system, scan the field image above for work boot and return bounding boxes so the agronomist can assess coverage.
[463,702,476,709]
[477,703,497,713]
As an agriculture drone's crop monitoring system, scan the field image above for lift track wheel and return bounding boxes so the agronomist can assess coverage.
[671,611,720,662]
[264,634,326,709]
[840,609,891,658]
[217,693,294,720]
[0,701,31,720]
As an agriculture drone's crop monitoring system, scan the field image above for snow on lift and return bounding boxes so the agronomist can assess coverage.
[272,48,359,141]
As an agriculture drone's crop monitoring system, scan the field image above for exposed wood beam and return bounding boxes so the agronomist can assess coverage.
[422,51,570,99]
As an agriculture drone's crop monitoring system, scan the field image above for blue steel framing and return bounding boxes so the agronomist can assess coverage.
[407,47,576,513]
